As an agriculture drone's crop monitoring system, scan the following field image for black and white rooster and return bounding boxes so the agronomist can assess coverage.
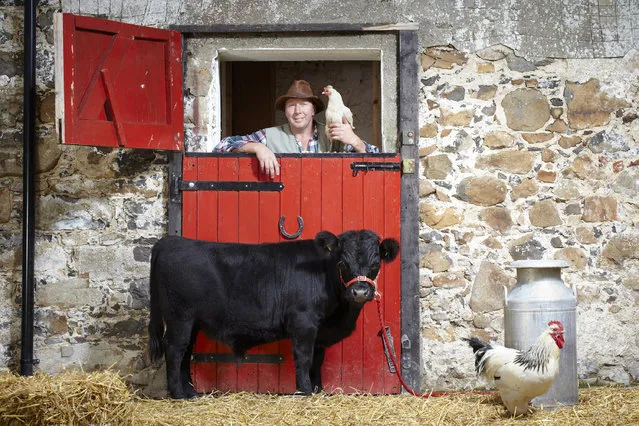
[464,320,565,415]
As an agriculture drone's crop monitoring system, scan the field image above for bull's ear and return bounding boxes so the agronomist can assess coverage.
[315,231,339,257]
[380,238,400,262]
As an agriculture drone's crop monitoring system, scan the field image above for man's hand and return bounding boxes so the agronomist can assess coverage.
[237,142,280,178]
[327,117,366,152]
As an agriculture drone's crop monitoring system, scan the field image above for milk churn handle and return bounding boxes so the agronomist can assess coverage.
[503,285,509,306]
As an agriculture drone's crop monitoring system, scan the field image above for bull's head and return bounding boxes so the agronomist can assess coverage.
[315,230,400,304]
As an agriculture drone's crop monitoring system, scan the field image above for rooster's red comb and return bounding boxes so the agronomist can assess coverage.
[548,320,563,330]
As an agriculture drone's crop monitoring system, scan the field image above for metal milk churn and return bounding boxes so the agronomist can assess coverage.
[504,260,577,408]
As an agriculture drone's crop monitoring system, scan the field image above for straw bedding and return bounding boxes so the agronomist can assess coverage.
[0,370,637,425]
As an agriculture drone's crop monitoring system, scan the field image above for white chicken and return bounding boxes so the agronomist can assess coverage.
[322,85,354,151]
[464,320,565,416]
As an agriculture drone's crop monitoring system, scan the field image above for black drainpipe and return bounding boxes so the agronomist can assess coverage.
[21,0,37,376]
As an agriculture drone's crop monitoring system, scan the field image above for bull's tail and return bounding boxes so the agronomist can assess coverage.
[148,241,164,363]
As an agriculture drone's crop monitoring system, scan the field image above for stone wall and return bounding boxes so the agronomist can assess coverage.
[417,45,639,389]
[0,0,637,396]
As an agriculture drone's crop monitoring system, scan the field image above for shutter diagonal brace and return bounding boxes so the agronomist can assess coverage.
[100,68,127,147]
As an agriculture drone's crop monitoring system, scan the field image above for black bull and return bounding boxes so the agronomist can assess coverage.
[148,230,400,398]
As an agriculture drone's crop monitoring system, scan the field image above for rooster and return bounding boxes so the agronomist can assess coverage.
[464,320,565,416]
[322,85,354,152]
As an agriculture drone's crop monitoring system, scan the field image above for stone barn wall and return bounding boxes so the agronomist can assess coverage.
[0,0,637,395]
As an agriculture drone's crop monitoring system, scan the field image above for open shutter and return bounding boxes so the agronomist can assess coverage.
[54,13,183,150]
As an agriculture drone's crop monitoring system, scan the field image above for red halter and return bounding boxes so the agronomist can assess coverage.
[339,268,380,291]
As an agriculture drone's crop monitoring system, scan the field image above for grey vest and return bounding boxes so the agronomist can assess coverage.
[264,123,344,153]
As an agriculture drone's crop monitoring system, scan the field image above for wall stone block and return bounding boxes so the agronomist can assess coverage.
[559,135,582,149]
[423,154,452,179]
[522,132,553,144]
[511,178,538,201]
[483,130,515,149]
[612,169,639,197]
[575,226,599,244]
[419,123,438,139]
[433,272,466,288]
[479,206,513,233]
[419,179,436,197]
[439,108,474,127]
[420,248,451,272]
[419,203,463,229]
[469,261,514,313]
[77,246,149,283]
[582,196,618,222]
[456,176,507,206]
[36,195,113,231]
[502,88,550,131]
[554,247,588,269]
[536,168,557,182]
[36,278,103,309]
[0,151,21,177]
[473,85,497,100]
[602,234,639,265]
[546,118,568,133]
[422,46,468,69]
[530,199,562,227]
[587,131,630,154]
[563,155,601,180]
[509,234,545,260]
[476,150,534,174]
[0,189,11,223]
[565,78,631,130]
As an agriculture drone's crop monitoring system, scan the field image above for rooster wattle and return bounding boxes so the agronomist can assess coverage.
[464,320,565,416]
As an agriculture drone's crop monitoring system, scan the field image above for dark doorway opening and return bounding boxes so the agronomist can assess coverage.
[221,60,381,150]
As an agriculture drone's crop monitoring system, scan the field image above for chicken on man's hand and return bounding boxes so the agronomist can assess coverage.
[213,80,378,178]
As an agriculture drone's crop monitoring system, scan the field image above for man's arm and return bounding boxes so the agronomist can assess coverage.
[213,130,280,178]
[213,129,267,152]
[327,119,380,153]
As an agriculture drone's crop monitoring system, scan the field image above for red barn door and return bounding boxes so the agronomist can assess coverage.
[181,152,402,394]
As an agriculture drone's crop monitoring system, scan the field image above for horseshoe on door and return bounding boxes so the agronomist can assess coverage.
[279,216,304,239]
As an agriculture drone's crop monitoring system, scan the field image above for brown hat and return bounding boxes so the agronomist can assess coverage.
[274,80,325,113]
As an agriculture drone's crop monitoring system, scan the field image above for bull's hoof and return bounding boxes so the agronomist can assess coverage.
[183,385,199,399]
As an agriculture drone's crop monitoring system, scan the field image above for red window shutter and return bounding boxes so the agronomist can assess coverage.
[55,13,183,150]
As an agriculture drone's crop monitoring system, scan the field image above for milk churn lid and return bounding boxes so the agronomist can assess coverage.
[511,259,570,269]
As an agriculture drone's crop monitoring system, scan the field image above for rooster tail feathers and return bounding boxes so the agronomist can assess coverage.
[463,337,492,375]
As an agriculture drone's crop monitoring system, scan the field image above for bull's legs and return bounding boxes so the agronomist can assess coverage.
[179,324,200,399]
[310,346,326,393]
[290,328,317,395]
[164,318,196,399]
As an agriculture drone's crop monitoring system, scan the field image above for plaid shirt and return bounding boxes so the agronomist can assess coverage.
[214,123,379,153]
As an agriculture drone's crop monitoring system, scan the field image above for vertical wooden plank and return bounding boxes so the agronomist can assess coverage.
[190,156,220,393]
[256,159,281,394]
[360,157,387,393]
[340,156,365,392]
[196,157,219,242]
[383,155,402,394]
[278,156,301,394]
[319,156,343,392]
[399,30,422,392]
[216,156,240,392]
[300,157,322,238]
[181,155,197,239]
[236,157,260,392]
[183,155,203,391]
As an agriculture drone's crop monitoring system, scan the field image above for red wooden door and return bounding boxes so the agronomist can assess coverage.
[183,153,401,394]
